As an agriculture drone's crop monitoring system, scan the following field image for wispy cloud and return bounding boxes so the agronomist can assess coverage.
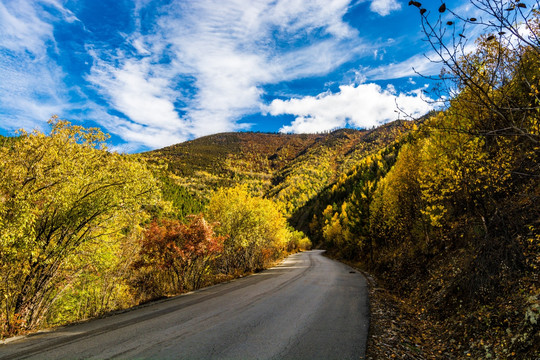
[0,3,45,53]
[0,0,75,132]
[87,58,189,137]
[363,52,443,80]
[86,0,368,148]
[370,0,402,16]
[268,83,433,133]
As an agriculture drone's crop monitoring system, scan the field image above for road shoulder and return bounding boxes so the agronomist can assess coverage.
[325,255,425,360]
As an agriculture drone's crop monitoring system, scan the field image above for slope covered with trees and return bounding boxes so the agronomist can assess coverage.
[146,132,324,197]
[299,3,540,358]
[146,123,409,216]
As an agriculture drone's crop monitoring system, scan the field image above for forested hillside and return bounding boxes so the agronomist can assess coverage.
[298,4,540,358]
[147,132,323,197]
[147,121,410,214]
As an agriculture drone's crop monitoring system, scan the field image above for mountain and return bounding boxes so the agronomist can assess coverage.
[146,121,411,213]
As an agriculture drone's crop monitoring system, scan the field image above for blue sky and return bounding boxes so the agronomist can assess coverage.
[0,0,473,152]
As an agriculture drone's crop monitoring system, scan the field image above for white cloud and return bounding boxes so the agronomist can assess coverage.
[267,83,433,133]
[106,119,190,149]
[0,0,76,132]
[266,0,357,39]
[88,60,186,131]
[0,53,66,128]
[0,1,52,55]
[363,52,443,80]
[370,0,401,16]
[85,0,367,146]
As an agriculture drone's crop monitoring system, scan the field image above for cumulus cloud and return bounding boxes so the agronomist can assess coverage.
[370,0,401,16]
[267,83,433,133]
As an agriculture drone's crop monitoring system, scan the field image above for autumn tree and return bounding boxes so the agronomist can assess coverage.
[286,228,312,252]
[206,185,296,273]
[0,118,160,334]
[412,0,539,259]
[413,0,540,139]
[47,225,143,326]
[132,215,224,301]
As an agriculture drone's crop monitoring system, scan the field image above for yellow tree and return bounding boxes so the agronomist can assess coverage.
[206,185,293,273]
[369,142,430,250]
[0,118,160,333]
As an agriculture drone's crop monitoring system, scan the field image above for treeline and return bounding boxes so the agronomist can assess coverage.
[305,26,539,358]
[0,120,310,338]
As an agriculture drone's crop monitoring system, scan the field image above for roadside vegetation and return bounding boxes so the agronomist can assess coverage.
[0,119,310,339]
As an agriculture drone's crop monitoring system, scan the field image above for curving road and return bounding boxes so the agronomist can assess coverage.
[0,250,369,360]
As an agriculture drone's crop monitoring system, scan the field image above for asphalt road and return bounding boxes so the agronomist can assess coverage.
[0,250,369,360]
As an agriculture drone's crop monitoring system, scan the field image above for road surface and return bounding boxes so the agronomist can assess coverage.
[0,250,369,359]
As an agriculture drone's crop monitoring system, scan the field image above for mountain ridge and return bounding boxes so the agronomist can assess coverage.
[145,121,411,210]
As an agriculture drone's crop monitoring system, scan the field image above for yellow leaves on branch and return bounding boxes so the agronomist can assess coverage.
[206,185,308,272]
[0,117,162,332]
